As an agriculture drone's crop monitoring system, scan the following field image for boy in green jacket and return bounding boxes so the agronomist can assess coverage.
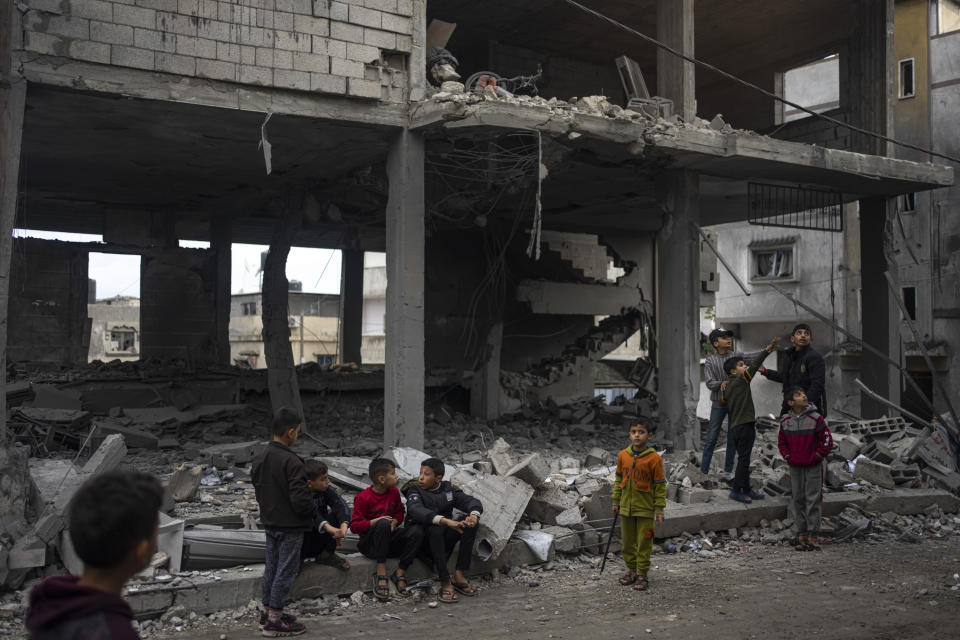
[722,336,780,504]
[611,420,666,592]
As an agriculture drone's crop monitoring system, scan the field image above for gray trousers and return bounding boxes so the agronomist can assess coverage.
[790,463,823,535]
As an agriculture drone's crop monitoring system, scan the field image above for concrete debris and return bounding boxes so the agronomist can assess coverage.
[386,446,433,480]
[452,469,534,561]
[853,458,896,490]
[506,452,551,489]
[487,437,515,475]
[170,464,203,502]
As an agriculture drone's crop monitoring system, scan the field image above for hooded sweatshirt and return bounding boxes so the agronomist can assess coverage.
[611,446,666,518]
[778,404,833,467]
[721,350,773,428]
[25,574,139,640]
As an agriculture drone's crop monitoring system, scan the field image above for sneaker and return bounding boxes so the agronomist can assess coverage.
[728,491,752,504]
[262,618,306,637]
[747,490,765,500]
[259,611,297,627]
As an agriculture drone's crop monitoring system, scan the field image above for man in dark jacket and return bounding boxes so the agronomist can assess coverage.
[26,471,163,640]
[761,323,827,417]
[403,458,483,603]
[251,407,315,636]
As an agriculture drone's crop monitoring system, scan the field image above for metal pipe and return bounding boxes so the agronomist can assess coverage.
[696,226,751,296]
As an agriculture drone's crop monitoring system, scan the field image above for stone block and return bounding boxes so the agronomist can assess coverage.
[294,13,329,35]
[216,41,241,63]
[861,440,895,465]
[156,10,199,36]
[555,506,584,527]
[331,56,364,78]
[345,41,379,63]
[293,51,330,73]
[363,27,395,49]
[331,20,363,43]
[677,486,713,504]
[505,453,550,489]
[7,536,47,570]
[833,434,864,460]
[380,12,411,34]
[156,52,197,76]
[853,458,896,489]
[525,484,579,525]
[81,434,128,475]
[42,15,91,39]
[169,464,202,502]
[175,35,216,58]
[487,438,514,476]
[449,470,533,561]
[134,27,176,52]
[583,447,610,468]
[329,1,348,21]
[111,45,155,69]
[72,0,114,21]
[114,5,157,29]
[348,4,381,28]
[240,65,273,86]
[310,72,347,93]
[540,526,578,554]
[274,29,312,52]
[90,20,134,45]
[197,19,233,42]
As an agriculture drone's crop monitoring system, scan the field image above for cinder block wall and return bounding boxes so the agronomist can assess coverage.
[19,0,413,101]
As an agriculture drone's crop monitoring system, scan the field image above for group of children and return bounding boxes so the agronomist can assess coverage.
[25,323,834,638]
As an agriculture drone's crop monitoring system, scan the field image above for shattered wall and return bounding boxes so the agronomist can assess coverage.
[7,239,90,365]
[18,0,414,101]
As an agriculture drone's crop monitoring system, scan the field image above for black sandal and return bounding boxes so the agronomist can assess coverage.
[439,585,459,604]
[451,580,477,597]
[372,573,391,601]
[390,570,411,596]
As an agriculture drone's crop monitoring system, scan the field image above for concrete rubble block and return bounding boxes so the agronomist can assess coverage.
[169,464,203,502]
[825,461,853,489]
[80,434,128,476]
[505,453,550,489]
[201,441,267,467]
[386,446,433,480]
[890,463,922,486]
[583,483,614,527]
[555,506,585,527]
[0,444,41,526]
[540,525,578,553]
[863,489,960,515]
[677,486,713,504]
[861,440,895,465]
[574,477,601,496]
[487,437,515,476]
[583,447,610,468]
[525,484,579,525]
[323,456,373,491]
[7,536,47,570]
[451,470,534,561]
[853,458,896,490]
[833,434,864,460]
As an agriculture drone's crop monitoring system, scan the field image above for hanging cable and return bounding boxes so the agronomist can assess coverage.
[557,0,960,165]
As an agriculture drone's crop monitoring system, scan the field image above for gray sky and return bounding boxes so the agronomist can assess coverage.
[14,229,342,299]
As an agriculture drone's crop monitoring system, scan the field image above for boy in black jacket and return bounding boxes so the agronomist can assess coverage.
[403,458,483,604]
[302,459,351,571]
[761,323,827,417]
[251,407,315,637]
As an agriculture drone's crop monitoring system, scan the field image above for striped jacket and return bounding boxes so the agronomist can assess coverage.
[778,404,833,467]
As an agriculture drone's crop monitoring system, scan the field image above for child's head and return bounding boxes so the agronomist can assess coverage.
[628,419,655,448]
[785,386,808,412]
[790,323,813,348]
[368,457,398,489]
[709,328,734,352]
[271,407,301,444]
[418,458,445,490]
[724,356,746,377]
[68,471,163,580]
[305,459,330,492]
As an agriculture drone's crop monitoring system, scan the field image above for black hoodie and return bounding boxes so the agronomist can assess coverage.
[402,480,483,526]
[25,574,139,640]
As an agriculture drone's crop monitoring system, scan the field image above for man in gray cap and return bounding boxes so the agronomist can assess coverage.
[700,328,760,478]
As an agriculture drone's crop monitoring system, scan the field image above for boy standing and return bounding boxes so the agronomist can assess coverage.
[403,457,483,603]
[611,420,666,592]
[350,458,422,601]
[303,459,351,571]
[761,323,827,417]
[26,471,163,640]
[723,336,780,504]
[251,407,315,637]
[778,386,833,551]
[701,328,760,478]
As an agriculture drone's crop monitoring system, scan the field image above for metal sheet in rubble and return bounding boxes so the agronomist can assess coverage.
[181,528,360,570]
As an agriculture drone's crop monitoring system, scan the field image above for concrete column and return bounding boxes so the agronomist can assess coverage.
[657,0,696,123]
[470,322,503,420]
[656,170,700,449]
[384,129,425,450]
[0,70,26,441]
[211,217,232,365]
[338,248,364,365]
[859,197,899,417]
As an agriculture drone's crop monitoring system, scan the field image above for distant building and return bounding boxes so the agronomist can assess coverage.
[361,253,387,365]
[88,296,141,362]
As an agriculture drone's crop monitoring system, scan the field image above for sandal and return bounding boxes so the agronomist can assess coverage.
[619,572,638,586]
[439,586,459,604]
[390,570,411,597]
[451,580,477,597]
[372,573,391,601]
[805,538,822,552]
[793,536,808,551]
[632,576,649,591]
[317,552,350,571]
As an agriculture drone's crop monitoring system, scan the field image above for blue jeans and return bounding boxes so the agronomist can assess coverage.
[262,530,303,610]
[701,406,737,474]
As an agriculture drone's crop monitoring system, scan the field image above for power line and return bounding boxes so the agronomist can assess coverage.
[558,0,960,165]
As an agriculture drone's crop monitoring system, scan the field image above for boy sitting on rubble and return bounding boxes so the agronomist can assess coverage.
[25,471,163,640]
[303,459,351,571]
[778,386,833,551]
[350,458,422,601]
[722,336,780,504]
[612,419,666,592]
[251,407,315,637]
[402,457,483,603]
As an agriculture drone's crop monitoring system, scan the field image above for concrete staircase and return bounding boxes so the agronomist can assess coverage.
[539,230,622,283]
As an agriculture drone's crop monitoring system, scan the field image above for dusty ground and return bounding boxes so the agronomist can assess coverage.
[145,538,960,640]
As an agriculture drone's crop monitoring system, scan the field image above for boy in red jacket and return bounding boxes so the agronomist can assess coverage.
[350,458,423,601]
[778,386,833,551]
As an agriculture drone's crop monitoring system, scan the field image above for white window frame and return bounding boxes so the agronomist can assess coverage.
[749,244,798,284]
[899,58,916,99]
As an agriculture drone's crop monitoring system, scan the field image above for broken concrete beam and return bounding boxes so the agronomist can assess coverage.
[506,453,550,489]
[385,446,432,479]
[525,484,579,525]
[201,441,267,467]
[93,422,158,450]
[833,434,864,460]
[7,536,47,570]
[169,464,202,502]
[583,447,609,468]
[81,434,127,476]
[853,458,896,489]
[487,438,515,475]
[540,525,578,553]
[450,470,534,561]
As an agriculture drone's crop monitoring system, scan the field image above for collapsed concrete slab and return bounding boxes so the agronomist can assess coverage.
[853,458,896,489]
[451,470,534,560]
